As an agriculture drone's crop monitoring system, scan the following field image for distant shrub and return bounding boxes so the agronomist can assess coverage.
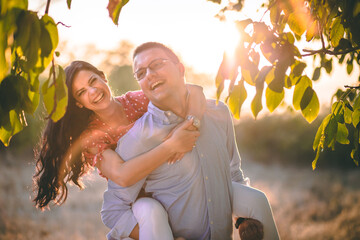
[235,111,358,169]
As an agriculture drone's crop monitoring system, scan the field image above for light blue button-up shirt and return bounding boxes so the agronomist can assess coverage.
[101,100,248,240]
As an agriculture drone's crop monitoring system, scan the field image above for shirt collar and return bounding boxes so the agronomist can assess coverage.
[147,102,183,125]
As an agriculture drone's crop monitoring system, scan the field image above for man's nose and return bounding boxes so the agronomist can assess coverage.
[144,67,157,80]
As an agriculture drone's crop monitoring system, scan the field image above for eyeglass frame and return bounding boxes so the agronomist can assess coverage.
[133,58,177,81]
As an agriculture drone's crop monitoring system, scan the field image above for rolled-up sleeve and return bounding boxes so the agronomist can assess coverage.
[101,180,145,239]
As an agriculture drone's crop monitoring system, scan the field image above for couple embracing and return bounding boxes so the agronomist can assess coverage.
[34,42,279,240]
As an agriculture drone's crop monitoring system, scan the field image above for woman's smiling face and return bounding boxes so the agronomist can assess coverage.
[71,69,112,112]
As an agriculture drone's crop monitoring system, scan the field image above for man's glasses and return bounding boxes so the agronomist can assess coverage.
[133,58,172,81]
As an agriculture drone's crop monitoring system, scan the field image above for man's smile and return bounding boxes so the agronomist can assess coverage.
[151,80,165,90]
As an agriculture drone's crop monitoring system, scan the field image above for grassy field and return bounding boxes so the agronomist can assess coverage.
[0,150,359,240]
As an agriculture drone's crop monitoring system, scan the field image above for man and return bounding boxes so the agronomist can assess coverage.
[101,42,279,240]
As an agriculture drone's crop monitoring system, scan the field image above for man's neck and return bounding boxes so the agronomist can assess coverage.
[154,88,188,118]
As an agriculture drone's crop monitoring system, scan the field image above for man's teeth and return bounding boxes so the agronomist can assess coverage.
[151,81,162,90]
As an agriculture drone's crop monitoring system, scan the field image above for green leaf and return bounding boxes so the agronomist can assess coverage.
[67,0,72,9]
[15,11,41,71]
[336,123,349,144]
[42,65,68,122]
[285,32,295,44]
[313,114,331,150]
[0,109,24,147]
[293,75,312,110]
[241,68,255,86]
[300,87,319,123]
[235,18,253,33]
[40,15,58,58]
[292,61,306,77]
[324,60,332,74]
[306,20,318,42]
[260,42,276,64]
[353,93,360,109]
[325,117,338,148]
[107,0,130,25]
[312,67,321,80]
[215,56,226,101]
[352,109,360,127]
[268,66,285,93]
[344,106,353,124]
[0,75,19,111]
[270,4,280,26]
[228,80,247,119]
[265,87,284,112]
[1,0,27,14]
[312,146,321,170]
[14,10,31,52]
[251,91,263,119]
[330,17,344,47]
[253,22,269,44]
[287,11,308,36]
[350,148,360,166]
[347,62,353,74]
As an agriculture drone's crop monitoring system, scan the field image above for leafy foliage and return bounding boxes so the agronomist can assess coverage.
[0,0,64,146]
[0,0,129,146]
[212,0,360,168]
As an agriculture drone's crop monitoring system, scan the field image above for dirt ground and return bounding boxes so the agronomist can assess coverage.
[0,151,359,240]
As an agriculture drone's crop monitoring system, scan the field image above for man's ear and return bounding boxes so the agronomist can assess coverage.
[178,62,185,77]
[76,102,83,108]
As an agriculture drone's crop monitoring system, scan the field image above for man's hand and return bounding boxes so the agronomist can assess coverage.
[237,218,264,240]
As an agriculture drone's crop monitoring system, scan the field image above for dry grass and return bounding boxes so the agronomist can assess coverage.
[0,151,359,240]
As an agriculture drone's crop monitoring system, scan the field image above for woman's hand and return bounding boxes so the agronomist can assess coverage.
[164,118,200,164]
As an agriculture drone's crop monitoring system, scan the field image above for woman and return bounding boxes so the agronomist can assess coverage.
[33,61,204,239]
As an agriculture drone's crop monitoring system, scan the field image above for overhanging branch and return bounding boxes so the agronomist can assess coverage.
[301,46,360,57]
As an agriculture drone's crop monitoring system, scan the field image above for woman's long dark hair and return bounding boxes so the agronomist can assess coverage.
[33,61,106,209]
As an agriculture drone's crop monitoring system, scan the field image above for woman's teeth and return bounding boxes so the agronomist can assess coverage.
[93,93,104,103]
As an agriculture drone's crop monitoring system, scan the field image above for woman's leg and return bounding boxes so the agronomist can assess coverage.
[232,182,280,240]
[132,197,173,240]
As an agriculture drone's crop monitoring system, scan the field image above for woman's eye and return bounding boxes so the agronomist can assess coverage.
[78,90,85,97]
[90,78,96,84]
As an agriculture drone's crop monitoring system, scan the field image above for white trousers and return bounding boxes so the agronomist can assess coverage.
[131,183,280,240]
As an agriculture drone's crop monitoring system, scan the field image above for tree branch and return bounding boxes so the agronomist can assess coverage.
[344,85,360,89]
[47,58,58,119]
[57,21,71,28]
[45,0,51,14]
[301,46,360,57]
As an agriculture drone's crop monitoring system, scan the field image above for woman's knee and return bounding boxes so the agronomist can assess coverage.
[232,183,271,216]
[132,197,168,222]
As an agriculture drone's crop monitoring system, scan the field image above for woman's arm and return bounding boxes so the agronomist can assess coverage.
[97,118,199,187]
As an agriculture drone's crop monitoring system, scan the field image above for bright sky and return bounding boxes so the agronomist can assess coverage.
[29,0,359,113]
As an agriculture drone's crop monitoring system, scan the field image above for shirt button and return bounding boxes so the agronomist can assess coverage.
[210,221,214,225]
[208,198,211,202]
[165,111,171,116]
[200,153,204,157]
[205,176,208,180]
